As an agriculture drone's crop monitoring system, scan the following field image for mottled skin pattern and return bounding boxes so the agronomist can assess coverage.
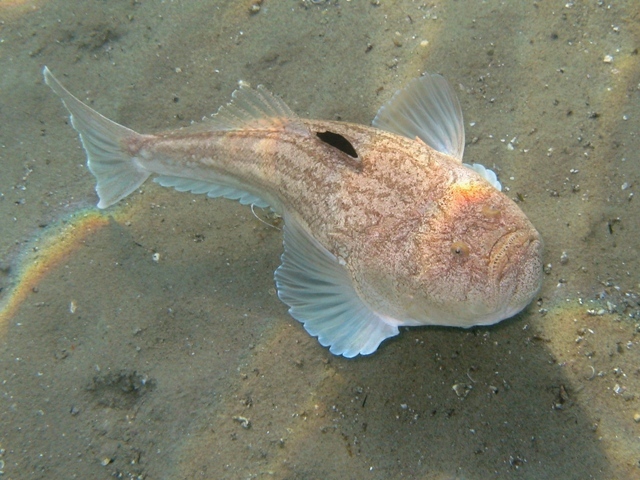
[129,116,542,328]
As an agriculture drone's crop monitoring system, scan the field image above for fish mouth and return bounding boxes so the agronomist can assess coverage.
[488,229,542,284]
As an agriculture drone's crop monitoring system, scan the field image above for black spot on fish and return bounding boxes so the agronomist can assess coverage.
[316,131,358,158]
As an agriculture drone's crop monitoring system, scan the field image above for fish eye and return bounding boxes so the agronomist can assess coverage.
[481,204,502,219]
[451,241,470,257]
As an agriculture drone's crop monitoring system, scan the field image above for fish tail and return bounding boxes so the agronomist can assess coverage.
[43,66,150,208]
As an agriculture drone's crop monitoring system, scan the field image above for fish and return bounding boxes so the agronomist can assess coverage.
[43,66,543,358]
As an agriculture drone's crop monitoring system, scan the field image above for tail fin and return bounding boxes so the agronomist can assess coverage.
[43,66,151,208]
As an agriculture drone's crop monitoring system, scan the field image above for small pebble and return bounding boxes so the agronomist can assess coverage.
[633,413,640,423]
[603,55,613,63]
[452,383,472,398]
[393,32,403,47]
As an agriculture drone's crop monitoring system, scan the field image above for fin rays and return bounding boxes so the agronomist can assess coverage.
[206,82,307,134]
[373,73,465,161]
[44,66,150,208]
[275,215,399,357]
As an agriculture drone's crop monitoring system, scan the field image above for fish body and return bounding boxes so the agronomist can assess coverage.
[44,67,543,357]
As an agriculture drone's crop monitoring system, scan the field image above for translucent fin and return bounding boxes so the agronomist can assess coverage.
[373,74,465,161]
[154,175,269,208]
[43,66,151,208]
[463,163,502,191]
[275,215,399,358]
[203,81,307,134]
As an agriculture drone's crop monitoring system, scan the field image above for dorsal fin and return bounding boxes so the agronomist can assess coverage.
[200,82,308,134]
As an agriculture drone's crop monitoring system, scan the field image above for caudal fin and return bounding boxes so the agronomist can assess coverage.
[43,66,151,208]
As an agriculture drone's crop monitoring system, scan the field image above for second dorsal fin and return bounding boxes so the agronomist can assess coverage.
[202,82,308,134]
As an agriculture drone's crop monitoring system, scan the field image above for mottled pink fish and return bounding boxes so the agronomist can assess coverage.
[44,66,542,357]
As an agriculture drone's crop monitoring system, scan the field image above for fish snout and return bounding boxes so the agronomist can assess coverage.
[489,230,538,275]
[489,228,543,315]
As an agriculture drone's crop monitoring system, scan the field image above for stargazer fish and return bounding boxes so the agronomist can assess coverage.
[43,66,543,357]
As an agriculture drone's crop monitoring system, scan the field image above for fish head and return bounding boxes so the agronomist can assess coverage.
[395,173,543,328]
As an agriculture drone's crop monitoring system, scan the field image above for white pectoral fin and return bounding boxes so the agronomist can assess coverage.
[43,67,151,208]
[154,175,270,208]
[373,73,465,161]
[275,216,399,358]
[463,163,502,191]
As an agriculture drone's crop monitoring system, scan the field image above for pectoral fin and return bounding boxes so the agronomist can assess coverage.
[373,73,465,161]
[373,73,502,191]
[275,215,399,357]
[463,162,502,191]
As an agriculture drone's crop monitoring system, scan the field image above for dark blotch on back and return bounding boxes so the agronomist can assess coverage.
[316,131,359,158]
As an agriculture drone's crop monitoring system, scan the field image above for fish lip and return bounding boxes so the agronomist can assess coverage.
[488,229,541,283]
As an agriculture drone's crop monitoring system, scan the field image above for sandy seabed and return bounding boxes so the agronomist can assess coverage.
[0,1,639,478]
